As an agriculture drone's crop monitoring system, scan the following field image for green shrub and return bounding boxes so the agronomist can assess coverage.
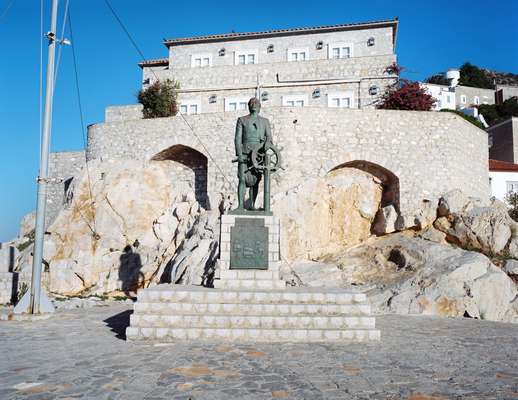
[137,79,179,119]
[506,192,518,222]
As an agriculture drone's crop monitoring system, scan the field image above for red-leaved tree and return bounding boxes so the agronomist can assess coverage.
[377,81,436,111]
[377,63,436,111]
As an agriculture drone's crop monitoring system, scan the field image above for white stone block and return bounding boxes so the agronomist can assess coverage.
[324,330,341,341]
[220,232,231,243]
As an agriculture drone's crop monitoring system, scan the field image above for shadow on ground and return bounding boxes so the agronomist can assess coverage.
[104,310,133,340]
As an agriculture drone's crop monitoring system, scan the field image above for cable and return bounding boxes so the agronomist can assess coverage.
[103,0,235,190]
[103,0,151,74]
[67,7,98,237]
[53,0,70,87]
[0,0,15,23]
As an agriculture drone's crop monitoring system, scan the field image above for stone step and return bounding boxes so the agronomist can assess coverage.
[213,279,286,290]
[126,326,380,342]
[134,302,372,316]
[129,314,376,329]
[137,285,367,305]
[219,270,280,280]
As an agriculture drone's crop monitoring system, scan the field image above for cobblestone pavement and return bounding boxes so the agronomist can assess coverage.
[1,303,517,400]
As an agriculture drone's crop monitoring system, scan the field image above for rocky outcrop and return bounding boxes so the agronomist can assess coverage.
[280,261,344,288]
[272,168,382,261]
[290,232,518,323]
[434,198,518,257]
[15,160,219,297]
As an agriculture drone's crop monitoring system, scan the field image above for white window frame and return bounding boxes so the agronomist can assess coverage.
[234,50,258,65]
[224,97,250,112]
[327,91,354,108]
[474,96,480,105]
[507,181,518,194]
[287,48,309,62]
[327,42,353,59]
[179,99,201,115]
[282,94,308,107]
[460,94,467,104]
[190,53,213,68]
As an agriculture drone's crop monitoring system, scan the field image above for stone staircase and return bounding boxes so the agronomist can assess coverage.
[126,285,380,342]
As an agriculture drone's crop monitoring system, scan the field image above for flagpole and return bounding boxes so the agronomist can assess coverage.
[14,0,59,314]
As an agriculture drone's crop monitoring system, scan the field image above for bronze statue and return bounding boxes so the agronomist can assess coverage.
[233,97,282,212]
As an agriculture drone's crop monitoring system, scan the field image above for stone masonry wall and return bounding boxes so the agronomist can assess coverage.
[456,85,495,107]
[167,26,395,68]
[145,54,396,112]
[87,107,489,214]
[143,26,396,111]
[47,151,86,227]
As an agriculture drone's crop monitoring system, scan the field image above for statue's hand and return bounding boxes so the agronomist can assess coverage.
[237,154,247,163]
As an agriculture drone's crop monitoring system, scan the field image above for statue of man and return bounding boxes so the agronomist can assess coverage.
[234,97,272,210]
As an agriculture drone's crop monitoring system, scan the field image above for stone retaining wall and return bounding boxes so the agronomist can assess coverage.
[87,107,489,214]
[47,151,86,227]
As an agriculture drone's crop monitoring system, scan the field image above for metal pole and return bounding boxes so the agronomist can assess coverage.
[30,0,59,314]
[263,153,271,213]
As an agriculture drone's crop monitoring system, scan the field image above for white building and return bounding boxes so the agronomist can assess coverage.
[489,159,518,202]
[138,19,399,114]
[420,83,456,110]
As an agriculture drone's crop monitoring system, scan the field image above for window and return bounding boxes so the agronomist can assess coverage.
[224,97,250,112]
[328,43,353,59]
[507,181,518,193]
[282,94,308,107]
[191,54,212,68]
[461,95,467,104]
[287,48,309,62]
[474,96,480,105]
[327,92,354,108]
[179,100,201,115]
[234,50,258,65]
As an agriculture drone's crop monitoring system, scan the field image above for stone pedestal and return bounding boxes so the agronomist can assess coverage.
[215,213,284,290]
[126,212,381,343]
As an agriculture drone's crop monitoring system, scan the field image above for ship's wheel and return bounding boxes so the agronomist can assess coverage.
[250,141,283,173]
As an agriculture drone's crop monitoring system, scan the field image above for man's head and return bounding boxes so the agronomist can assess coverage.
[248,97,261,114]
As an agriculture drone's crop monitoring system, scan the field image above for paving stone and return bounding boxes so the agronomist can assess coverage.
[0,303,517,399]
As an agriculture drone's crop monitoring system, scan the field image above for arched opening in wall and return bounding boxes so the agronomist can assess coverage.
[151,145,208,208]
[329,160,400,212]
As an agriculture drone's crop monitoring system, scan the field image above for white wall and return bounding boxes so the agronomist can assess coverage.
[420,83,456,110]
[489,170,518,202]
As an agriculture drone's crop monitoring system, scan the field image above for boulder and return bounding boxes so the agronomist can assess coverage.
[504,259,518,277]
[314,232,518,323]
[280,261,344,287]
[413,200,436,230]
[437,189,482,217]
[159,210,220,287]
[434,204,514,256]
[14,160,215,297]
[372,205,398,235]
[272,168,382,261]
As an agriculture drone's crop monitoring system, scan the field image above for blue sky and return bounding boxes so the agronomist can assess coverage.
[0,0,517,242]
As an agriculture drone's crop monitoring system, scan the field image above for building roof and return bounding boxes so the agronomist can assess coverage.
[138,58,169,68]
[163,18,399,47]
[489,159,518,172]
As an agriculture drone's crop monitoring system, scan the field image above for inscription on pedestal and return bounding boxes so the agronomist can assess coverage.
[230,218,268,269]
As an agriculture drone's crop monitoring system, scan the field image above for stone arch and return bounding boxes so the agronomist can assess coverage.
[151,144,208,208]
[329,160,400,212]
